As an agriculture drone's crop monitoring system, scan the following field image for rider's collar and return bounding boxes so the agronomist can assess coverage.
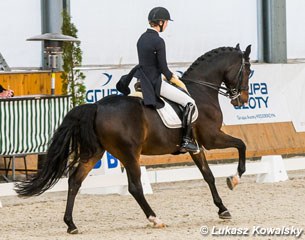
[148,27,159,32]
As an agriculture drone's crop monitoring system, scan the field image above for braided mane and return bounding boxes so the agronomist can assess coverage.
[184,46,240,76]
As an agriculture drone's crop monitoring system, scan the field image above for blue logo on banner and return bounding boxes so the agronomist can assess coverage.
[94,152,119,169]
[233,69,277,121]
[86,73,121,103]
[94,159,101,168]
[106,152,119,168]
[235,70,269,110]
[235,82,269,109]
[101,73,112,86]
[176,70,184,77]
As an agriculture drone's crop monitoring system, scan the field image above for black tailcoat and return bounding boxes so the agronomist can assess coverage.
[135,29,173,109]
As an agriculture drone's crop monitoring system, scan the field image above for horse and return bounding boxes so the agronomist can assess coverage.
[15,44,252,234]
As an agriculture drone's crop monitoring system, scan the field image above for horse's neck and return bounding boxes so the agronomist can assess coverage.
[184,70,223,107]
[184,60,224,84]
[186,80,220,106]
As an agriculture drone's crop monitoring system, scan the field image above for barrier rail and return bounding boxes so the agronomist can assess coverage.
[0,95,71,180]
[139,122,305,166]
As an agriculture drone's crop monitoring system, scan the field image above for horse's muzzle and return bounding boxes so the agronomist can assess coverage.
[230,90,249,107]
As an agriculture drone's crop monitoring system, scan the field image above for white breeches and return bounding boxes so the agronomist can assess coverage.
[160,80,198,115]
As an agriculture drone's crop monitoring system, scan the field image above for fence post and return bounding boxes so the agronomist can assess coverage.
[256,155,289,183]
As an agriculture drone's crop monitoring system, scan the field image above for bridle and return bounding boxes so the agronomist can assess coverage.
[181,56,250,101]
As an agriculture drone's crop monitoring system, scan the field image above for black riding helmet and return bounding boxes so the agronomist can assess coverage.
[148,7,173,32]
[148,7,173,22]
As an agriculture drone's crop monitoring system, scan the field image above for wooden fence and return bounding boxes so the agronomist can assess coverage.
[139,122,305,166]
[0,71,63,96]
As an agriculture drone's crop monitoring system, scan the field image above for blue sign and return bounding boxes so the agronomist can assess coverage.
[235,82,269,110]
[86,89,121,103]
[235,70,270,110]
[86,72,121,103]
[94,152,119,169]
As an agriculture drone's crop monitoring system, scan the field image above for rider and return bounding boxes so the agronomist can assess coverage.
[138,7,200,153]
[117,7,199,153]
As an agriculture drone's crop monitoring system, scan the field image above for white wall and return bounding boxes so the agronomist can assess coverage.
[286,0,305,59]
[1,0,305,68]
[71,0,258,65]
[0,0,41,68]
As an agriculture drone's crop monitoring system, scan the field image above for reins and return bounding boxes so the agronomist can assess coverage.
[181,56,249,101]
[180,78,236,98]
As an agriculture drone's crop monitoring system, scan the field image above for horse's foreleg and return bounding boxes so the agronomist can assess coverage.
[64,154,103,234]
[205,131,246,189]
[190,151,231,219]
[234,138,246,177]
[124,160,165,228]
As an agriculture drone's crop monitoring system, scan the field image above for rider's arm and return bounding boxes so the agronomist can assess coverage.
[156,38,173,81]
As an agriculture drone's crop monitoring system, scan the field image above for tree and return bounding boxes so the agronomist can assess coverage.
[61,10,86,107]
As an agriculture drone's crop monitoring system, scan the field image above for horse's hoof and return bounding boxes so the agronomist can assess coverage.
[226,177,234,190]
[226,175,239,190]
[153,222,166,228]
[148,216,166,228]
[219,210,232,220]
[67,228,78,234]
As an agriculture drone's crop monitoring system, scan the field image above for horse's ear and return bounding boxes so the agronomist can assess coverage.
[244,45,252,58]
[235,43,240,51]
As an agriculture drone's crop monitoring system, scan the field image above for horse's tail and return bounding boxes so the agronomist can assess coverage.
[15,103,99,197]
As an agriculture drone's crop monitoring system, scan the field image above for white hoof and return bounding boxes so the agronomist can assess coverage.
[148,216,166,228]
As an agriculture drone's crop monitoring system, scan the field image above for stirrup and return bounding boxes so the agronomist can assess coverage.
[180,138,200,153]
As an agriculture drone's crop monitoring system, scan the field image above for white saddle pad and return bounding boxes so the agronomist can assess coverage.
[156,100,198,128]
[129,92,198,128]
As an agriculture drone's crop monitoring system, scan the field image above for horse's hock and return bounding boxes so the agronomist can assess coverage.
[139,122,305,166]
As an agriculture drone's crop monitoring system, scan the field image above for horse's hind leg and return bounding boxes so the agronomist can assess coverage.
[123,157,165,227]
[190,151,231,219]
[64,153,104,234]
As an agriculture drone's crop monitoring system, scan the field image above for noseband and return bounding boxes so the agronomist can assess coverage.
[182,56,249,101]
[230,57,252,99]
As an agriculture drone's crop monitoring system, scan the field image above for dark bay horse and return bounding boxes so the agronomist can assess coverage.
[15,44,252,234]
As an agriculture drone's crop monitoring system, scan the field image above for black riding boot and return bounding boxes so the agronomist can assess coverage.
[180,103,200,153]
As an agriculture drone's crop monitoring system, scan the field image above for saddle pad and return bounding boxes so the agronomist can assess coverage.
[129,92,198,128]
[156,100,198,128]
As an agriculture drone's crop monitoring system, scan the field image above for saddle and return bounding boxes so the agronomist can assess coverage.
[130,82,198,128]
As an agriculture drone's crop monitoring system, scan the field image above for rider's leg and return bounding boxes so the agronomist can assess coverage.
[160,80,199,153]
[160,80,195,108]
[180,102,200,153]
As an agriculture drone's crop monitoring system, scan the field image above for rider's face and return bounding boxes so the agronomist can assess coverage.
[162,20,168,31]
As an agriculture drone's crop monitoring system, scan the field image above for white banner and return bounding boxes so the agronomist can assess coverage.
[219,64,292,125]
[83,68,129,103]
[82,63,305,132]
[220,63,305,132]
[281,64,305,132]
